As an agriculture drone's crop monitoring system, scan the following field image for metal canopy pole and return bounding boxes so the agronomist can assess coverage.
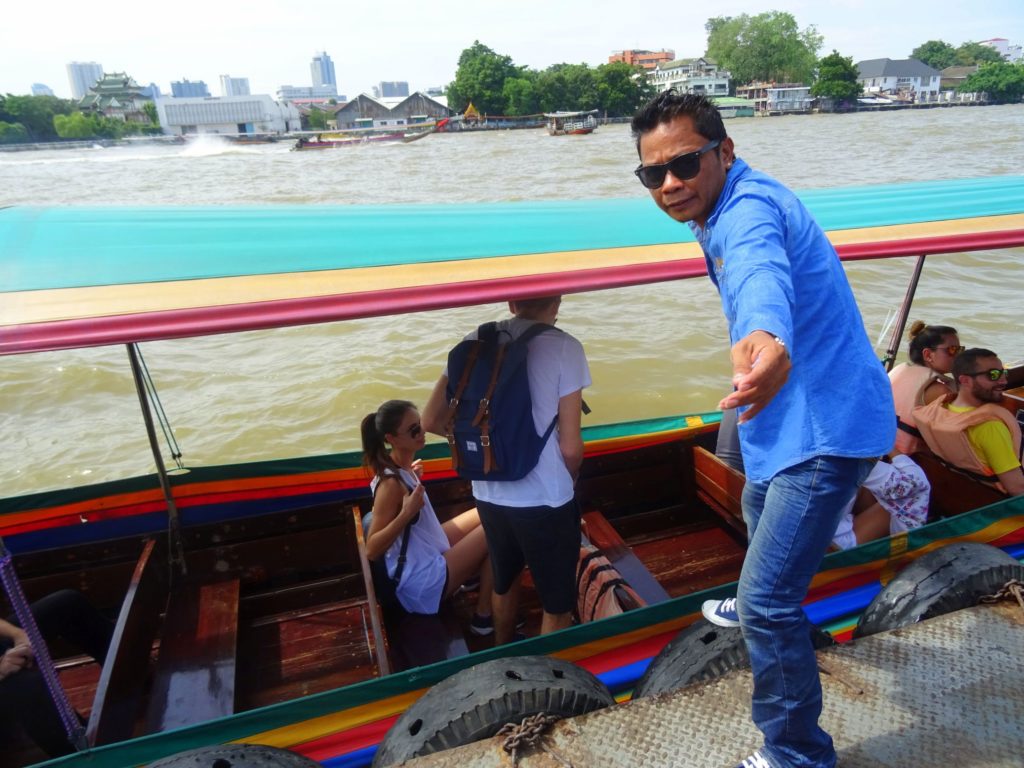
[882,254,927,372]
[126,343,187,577]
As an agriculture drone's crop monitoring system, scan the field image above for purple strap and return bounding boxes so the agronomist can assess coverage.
[0,548,87,751]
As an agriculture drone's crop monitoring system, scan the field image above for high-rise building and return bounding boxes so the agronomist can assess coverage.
[171,79,211,98]
[31,83,55,97]
[310,52,337,95]
[66,61,104,99]
[375,81,410,98]
[220,75,251,97]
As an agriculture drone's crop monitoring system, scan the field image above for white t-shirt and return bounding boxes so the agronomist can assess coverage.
[445,317,591,508]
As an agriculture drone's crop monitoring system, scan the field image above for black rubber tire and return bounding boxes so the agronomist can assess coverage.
[633,618,835,699]
[371,655,615,767]
[854,541,1024,639]
[147,745,320,768]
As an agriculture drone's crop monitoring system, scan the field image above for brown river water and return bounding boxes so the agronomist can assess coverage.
[2,105,1023,497]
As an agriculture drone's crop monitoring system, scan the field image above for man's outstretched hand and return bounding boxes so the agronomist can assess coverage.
[718,330,791,423]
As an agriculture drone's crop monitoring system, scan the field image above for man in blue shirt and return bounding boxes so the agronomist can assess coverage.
[631,91,894,768]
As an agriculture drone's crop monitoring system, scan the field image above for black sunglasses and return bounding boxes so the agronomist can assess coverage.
[966,368,1008,382]
[634,140,721,189]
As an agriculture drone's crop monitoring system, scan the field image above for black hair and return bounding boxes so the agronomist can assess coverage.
[360,399,415,476]
[952,348,998,381]
[630,89,727,157]
[906,320,958,365]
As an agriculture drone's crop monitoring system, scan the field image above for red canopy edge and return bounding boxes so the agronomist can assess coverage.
[4,228,1023,356]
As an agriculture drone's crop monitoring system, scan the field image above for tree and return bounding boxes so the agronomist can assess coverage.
[910,40,957,70]
[142,101,159,127]
[0,121,29,143]
[811,50,862,104]
[959,61,1024,103]
[306,108,329,130]
[594,62,654,116]
[955,41,1004,66]
[0,93,75,141]
[446,41,522,114]
[502,76,539,116]
[706,12,822,85]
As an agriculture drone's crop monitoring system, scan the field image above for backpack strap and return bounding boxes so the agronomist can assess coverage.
[373,469,418,586]
[474,341,509,474]
[444,324,495,472]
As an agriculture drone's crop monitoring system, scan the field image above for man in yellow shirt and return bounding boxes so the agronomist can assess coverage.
[914,348,1024,496]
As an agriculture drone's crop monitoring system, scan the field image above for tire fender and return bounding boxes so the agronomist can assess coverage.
[854,541,1024,639]
[372,655,615,767]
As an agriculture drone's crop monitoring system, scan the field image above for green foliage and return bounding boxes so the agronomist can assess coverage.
[0,93,76,141]
[0,120,29,143]
[811,50,862,103]
[595,62,654,116]
[955,42,1004,66]
[705,11,822,85]
[142,101,159,126]
[911,40,957,70]
[446,41,522,114]
[447,42,654,117]
[53,111,136,139]
[958,61,1024,103]
[307,108,330,130]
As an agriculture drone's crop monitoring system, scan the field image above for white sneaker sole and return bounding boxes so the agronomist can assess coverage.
[701,599,741,628]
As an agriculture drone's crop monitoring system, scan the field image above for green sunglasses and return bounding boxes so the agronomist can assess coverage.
[966,368,1009,381]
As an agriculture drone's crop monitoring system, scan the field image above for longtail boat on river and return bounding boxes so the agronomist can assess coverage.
[1,175,1023,768]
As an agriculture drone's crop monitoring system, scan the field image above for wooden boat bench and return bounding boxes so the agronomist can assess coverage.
[581,510,670,605]
[86,538,168,746]
[911,451,1007,520]
[350,506,468,675]
[692,446,747,539]
[144,575,241,733]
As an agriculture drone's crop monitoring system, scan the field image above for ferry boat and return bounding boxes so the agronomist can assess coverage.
[1,175,1023,768]
[545,110,599,135]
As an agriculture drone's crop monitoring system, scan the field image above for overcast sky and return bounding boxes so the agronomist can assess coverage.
[4,0,1022,99]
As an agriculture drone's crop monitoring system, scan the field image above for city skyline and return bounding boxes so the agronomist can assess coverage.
[4,0,1023,100]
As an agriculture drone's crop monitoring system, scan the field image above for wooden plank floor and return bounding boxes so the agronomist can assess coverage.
[235,600,381,711]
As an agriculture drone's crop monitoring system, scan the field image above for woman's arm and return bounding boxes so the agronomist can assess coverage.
[365,477,425,561]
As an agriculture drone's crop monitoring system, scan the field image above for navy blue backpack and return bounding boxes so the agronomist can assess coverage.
[443,321,561,481]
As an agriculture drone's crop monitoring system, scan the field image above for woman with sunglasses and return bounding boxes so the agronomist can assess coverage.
[360,400,495,632]
[889,320,961,455]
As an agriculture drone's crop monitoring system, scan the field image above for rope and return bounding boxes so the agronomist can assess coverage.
[0,541,87,751]
[979,579,1024,612]
[136,346,186,472]
[497,712,570,766]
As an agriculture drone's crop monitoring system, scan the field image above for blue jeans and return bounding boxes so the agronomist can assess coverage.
[739,456,873,768]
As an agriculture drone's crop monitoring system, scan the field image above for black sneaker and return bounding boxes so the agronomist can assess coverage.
[734,750,771,768]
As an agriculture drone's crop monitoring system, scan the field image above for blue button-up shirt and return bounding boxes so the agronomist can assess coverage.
[689,158,895,481]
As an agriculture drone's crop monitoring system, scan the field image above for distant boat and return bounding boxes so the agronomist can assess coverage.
[293,123,436,150]
[545,110,598,136]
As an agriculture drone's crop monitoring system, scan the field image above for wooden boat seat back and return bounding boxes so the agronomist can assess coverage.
[911,450,1007,520]
[145,576,241,733]
[692,446,747,539]
[86,538,168,746]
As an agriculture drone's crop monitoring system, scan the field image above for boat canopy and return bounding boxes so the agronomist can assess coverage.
[2,176,1024,355]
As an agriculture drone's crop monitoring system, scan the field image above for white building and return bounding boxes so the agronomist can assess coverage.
[31,83,55,97]
[980,38,1023,63]
[766,86,812,113]
[277,85,343,102]
[66,61,103,100]
[856,58,941,99]
[650,58,730,97]
[220,76,251,97]
[155,95,301,136]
